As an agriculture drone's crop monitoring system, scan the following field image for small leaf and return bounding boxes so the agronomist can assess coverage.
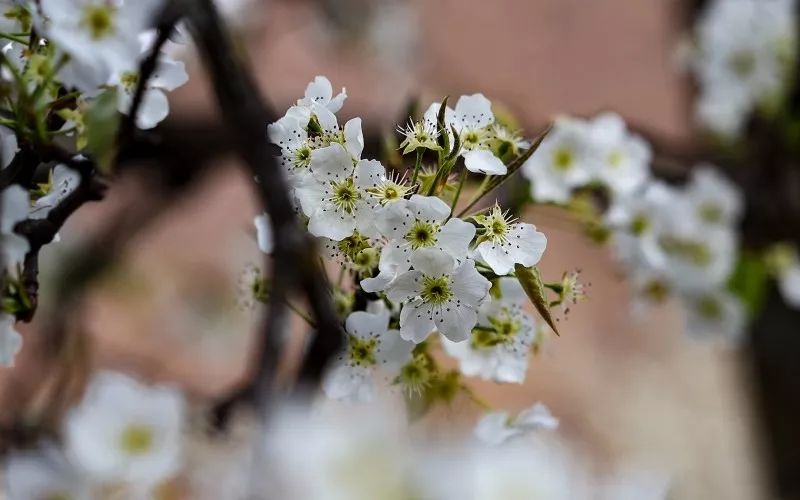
[515,264,560,336]
[445,123,461,163]
[435,96,450,152]
[85,88,120,174]
[727,252,769,316]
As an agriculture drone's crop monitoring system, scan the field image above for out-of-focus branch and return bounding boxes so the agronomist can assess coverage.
[186,0,342,418]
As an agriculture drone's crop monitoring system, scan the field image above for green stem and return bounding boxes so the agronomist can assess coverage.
[411,149,423,185]
[287,300,316,327]
[457,176,492,217]
[449,169,468,218]
[461,385,493,411]
[0,32,29,45]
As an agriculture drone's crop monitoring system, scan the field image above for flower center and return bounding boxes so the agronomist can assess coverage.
[420,275,453,304]
[406,220,439,249]
[553,148,574,171]
[629,214,649,236]
[331,178,361,214]
[82,5,115,40]
[337,232,370,261]
[293,146,312,169]
[119,424,154,456]
[697,296,722,319]
[607,149,624,168]
[729,50,756,78]
[367,180,412,205]
[347,336,378,366]
[659,236,712,266]
[120,71,138,93]
[698,203,723,224]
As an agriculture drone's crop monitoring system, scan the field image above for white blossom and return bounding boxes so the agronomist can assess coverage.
[684,165,743,228]
[692,0,797,136]
[424,94,509,175]
[386,248,490,343]
[521,116,594,203]
[110,45,189,129]
[473,204,547,275]
[442,278,537,383]
[681,291,746,343]
[779,262,800,308]
[294,144,384,240]
[40,0,164,92]
[588,112,651,197]
[322,310,414,401]
[64,370,186,485]
[5,444,91,500]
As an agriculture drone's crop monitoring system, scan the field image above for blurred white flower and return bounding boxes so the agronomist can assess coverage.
[5,444,92,500]
[64,371,186,486]
[0,124,18,168]
[684,165,743,228]
[110,46,189,130]
[1,185,30,271]
[322,310,414,401]
[587,112,651,197]
[779,262,800,308]
[692,0,798,136]
[40,0,164,91]
[522,116,594,203]
[0,312,22,367]
[474,402,559,446]
[682,291,746,343]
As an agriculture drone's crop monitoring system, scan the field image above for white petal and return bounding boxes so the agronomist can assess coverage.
[376,330,414,369]
[309,143,352,182]
[435,303,477,342]
[375,200,413,239]
[321,363,374,402]
[346,311,389,338]
[135,89,169,130]
[399,301,436,343]
[301,76,333,106]
[0,125,18,168]
[410,248,455,277]
[451,260,491,306]
[150,58,188,91]
[293,174,327,217]
[464,149,507,175]
[0,313,22,367]
[779,264,800,308]
[344,117,364,159]
[353,159,384,189]
[454,93,494,130]
[437,218,476,260]
[1,185,30,231]
[477,241,515,275]
[253,213,273,254]
[474,411,520,446]
[506,223,547,267]
[408,194,450,222]
[307,207,356,241]
[386,270,423,303]
[516,403,559,431]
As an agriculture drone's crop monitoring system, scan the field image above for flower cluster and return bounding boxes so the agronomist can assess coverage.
[690,0,798,137]
[252,76,566,406]
[0,0,189,366]
[521,113,747,341]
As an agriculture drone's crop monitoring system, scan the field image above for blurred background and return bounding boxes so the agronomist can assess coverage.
[0,0,777,498]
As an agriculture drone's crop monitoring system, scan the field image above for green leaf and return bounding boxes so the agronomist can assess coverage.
[435,96,450,153]
[727,252,769,317]
[85,88,120,174]
[514,264,560,336]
